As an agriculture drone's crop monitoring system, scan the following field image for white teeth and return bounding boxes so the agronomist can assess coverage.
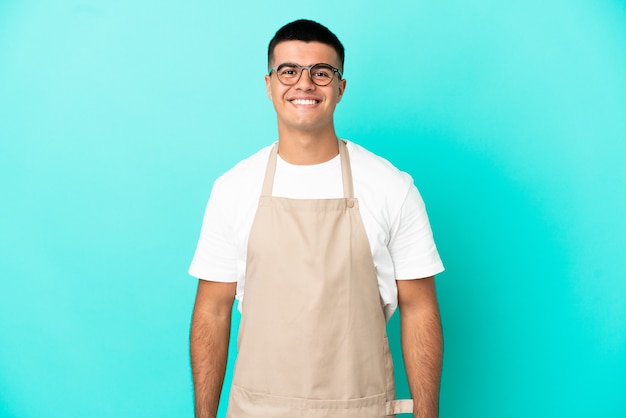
[292,99,317,105]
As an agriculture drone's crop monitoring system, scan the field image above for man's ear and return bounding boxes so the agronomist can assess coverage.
[265,74,272,100]
[337,78,347,103]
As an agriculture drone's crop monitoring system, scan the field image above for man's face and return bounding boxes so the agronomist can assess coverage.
[265,41,346,134]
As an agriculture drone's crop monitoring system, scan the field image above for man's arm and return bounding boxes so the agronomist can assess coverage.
[190,279,237,418]
[397,276,443,418]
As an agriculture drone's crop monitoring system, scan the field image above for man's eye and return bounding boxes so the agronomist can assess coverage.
[279,67,299,77]
[313,71,332,78]
[312,65,333,79]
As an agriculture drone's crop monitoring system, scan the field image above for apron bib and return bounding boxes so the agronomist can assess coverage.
[227,140,413,417]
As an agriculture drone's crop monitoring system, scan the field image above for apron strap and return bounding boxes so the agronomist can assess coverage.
[386,399,414,416]
[261,140,355,199]
[338,139,354,199]
[261,143,279,196]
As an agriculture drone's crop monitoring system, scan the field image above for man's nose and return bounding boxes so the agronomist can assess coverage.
[295,68,315,89]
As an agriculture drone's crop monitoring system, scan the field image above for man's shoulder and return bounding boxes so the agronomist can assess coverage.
[346,140,414,189]
[206,143,274,211]
[214,143,274,188]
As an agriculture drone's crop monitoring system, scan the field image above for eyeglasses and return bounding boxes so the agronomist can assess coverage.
[268,63,343,86]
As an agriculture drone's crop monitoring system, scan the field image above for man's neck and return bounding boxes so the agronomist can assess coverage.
[277,127,340,166]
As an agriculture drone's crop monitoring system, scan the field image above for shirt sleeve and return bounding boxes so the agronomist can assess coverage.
[388,184,445,280]
[188,178,239,282]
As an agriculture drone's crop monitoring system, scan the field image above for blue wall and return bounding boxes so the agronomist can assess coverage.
[1,1,625,417]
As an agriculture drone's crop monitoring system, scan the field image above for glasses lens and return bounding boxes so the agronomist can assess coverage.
[310,64,335,86]
[276,64,300,85]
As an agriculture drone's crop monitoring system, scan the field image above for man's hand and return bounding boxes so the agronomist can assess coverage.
[190,280,237,418]
[397,277,443,418]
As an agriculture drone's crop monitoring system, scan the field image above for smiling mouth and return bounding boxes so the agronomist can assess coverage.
[290,99,319,105]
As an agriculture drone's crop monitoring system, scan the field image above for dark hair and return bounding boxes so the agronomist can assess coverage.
[268,19,345,70]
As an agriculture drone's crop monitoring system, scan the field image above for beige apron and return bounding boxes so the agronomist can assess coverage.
[227,140,413,417]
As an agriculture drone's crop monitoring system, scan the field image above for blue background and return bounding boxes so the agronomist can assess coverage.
[1,1,625,417]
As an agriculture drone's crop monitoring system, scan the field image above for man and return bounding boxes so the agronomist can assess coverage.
[189,19,444,418]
